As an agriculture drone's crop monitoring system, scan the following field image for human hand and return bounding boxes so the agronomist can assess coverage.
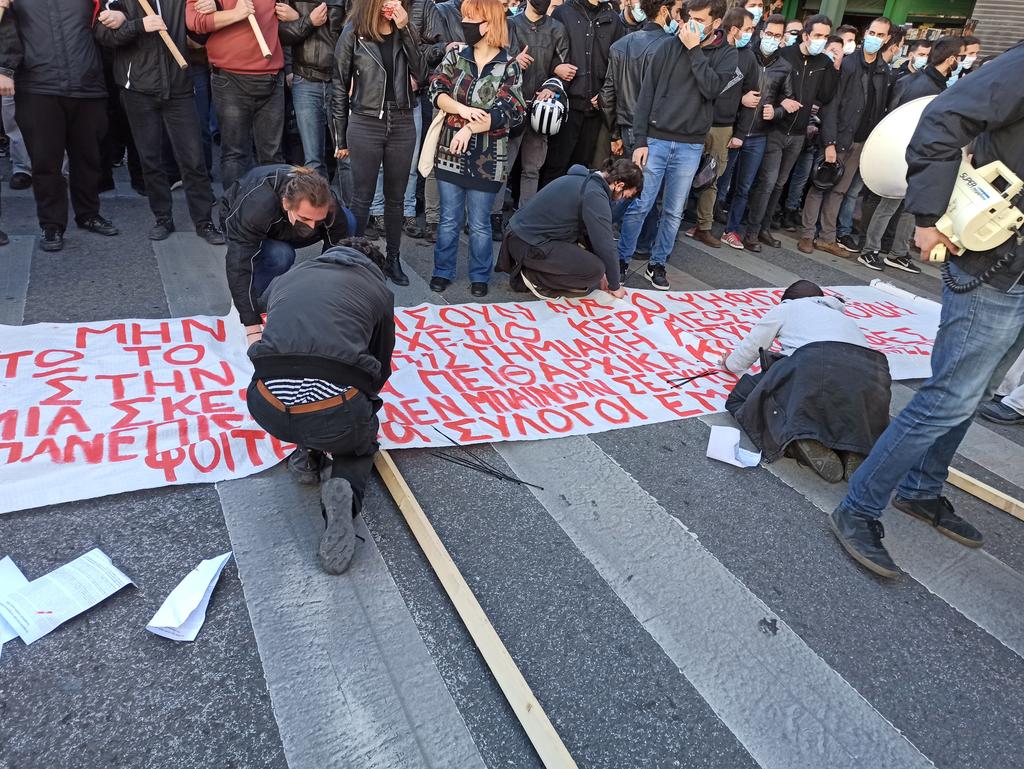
[824,145,837,164]
[678,20,701,50]
[310,1,328,25]
[387,1,407,28]
[459,103,488,123]
[194,0,216,13]
[142,14,168,32]
[632,146,648,168]
[335,147,349,159]
[609,285,627,299]
[762,103,774,121]
[98,9,127,28]
[445,40,464,53]
[741,90,760,108]
[590,94,598,108]
[915,226,958,260]
[286,72,294,86]
[781,98,802,114]
[234,0,255,21]
[274,2,299,20]
[0,74,13,97]
[554,62,576,81]
[610,138,624,156]
[516,45,533,69]
[534,88,555,102]
[727,136,743,149]
[244,325,263,345]
[450,126,473,154]
[0,0,11,9]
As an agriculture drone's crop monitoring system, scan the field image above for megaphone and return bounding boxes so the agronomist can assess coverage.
[860,96,1024,262]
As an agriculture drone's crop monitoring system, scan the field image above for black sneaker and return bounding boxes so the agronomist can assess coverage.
[783,209,801,232]
[471,282,488,297]
[40,226,64,252]
[77,215,120,236]
[830,508,900,577]
[429,276,450,293]
[10,172,31,190]
[858,250,885,271]
[196,221,226,245]
[287,447,324,485]
[893,496,983,548]
[490,213,504,242]
[838,234,860,252]
[977,399,1024,425]
[790,438,844,483]
[883,255,922,274]
[319,477,356,575]
[384,255,410,286]
[149,219,175,241]
[403,216,425,239]
[620,260,629,284]
[0,230,8,247]
[645,263,669,290]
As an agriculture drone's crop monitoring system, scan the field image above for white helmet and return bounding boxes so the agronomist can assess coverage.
[530,98,566,136]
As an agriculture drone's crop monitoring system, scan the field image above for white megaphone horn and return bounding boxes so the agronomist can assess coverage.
[860,95,1024,262]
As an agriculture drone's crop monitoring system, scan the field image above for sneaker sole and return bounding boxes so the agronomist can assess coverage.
[857,257,884,272]
[883,258,922,274]
[40,242,64,252]
[977,409,1024,426]
[828,516,901,578]
[839,242,859,252]
[892,500,984,548]
[791,440,844,483]
[645,271,670,291]
[722,239,745,251]
[521,271,557,300]
[319,478,356,574]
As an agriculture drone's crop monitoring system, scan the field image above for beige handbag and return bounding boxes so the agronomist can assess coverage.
[418,109,446,177]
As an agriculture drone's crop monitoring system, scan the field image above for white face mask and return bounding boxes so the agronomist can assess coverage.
[842,40,856,56]
[913,54,928,70]
[961,54,976,68]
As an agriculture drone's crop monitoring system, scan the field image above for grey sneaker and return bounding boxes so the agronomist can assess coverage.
[319,478,356,575]
[830,507,900,578]
[893,496,983,548]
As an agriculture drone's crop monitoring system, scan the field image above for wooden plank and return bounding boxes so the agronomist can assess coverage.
[374,450,580,769]
[136,0,189,69]
[948,467,1024,523]
[247,14,273,59]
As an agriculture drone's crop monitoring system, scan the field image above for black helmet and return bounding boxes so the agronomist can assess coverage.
[690,153,719,194]
[811,158,845,190]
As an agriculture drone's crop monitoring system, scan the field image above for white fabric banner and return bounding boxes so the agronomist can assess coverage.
[0,284,939,514]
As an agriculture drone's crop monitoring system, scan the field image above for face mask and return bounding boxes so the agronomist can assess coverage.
[507,4,522,15]
[947,73,959,87]
[785,31,798,45]
[760,36,780,55]
[842,40,856,55]
[630,2,646,22]
[913,54,928,70]
[462,20,485,46]
[862,35,883,55]
[961,55,976,69]
[746,6,762,25]
[807,38,826,56]
[825,50,835,63]
[686,20,705,39]
[736,30,752,48]
[663,19,678,35]
[529,0,551,12]
[952,58,963,74]
[289,217,316,239]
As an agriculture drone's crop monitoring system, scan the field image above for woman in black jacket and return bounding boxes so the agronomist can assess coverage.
[333,0,426,286]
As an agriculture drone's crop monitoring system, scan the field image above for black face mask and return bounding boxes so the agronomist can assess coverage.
[529,0,551,14]
[462,20,485,46]
[290,218,317,239]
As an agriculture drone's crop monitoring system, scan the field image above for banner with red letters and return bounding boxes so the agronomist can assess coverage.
[0,284,939,514]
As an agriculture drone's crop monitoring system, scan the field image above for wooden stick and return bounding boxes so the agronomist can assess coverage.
[135,0,188,70]
[247,13,273,60]
[374,450,580,769]
[948,467,1024,523]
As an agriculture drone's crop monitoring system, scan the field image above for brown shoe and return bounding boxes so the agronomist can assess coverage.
[693,228,721,248]
[815,240,849,258]
[742,234,762,252]
[797,237,814,254]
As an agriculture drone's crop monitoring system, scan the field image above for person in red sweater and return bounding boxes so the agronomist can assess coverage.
[187,0,285,189]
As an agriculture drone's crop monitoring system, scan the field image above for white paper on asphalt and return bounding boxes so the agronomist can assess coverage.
[0,549,134,644]
[147,552,232,642]
[0,556,30,644]
[706,425,762,468]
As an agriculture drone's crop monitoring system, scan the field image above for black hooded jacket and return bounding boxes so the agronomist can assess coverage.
[887,64,945,111]
[249,247,395,394]
[819,48,891,151]
[552,0,624,111]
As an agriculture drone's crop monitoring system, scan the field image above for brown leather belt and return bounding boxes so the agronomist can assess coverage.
[256,379,360,414]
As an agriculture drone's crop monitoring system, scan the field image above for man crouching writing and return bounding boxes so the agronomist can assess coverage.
[246,239,395,575]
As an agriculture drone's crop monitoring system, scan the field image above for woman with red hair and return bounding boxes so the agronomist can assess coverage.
[428,0,526,297]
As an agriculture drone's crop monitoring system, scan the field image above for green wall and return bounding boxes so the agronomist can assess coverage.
[782,0,974,24]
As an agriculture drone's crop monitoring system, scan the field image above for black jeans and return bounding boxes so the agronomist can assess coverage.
[539,108,604,189]
[211,69,285,190]
[121,90,216,227]
[14,93,107,230]
[745,131,805,234]
[347,107,417,259]
[247,380,381,516]
[503,231,605,292]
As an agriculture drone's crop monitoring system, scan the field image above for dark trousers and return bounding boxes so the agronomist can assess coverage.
[746,131,805,235]
[14,93,107,230]
[211,69,285,190]
[347,108,417,258]
[191,64,214,174]
[503,231,605,292]
[121,89,216,227]
[539,108,604,189]
[247,381,381,516]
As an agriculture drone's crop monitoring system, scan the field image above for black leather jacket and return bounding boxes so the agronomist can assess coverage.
[733,47,794,139]
[279,0,348,82]
[331,23,427,150]
[599,22,666,141]
[552,0,624,111]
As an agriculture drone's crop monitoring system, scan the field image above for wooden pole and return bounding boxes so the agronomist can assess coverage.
[135,0,188,70]
[948,467,1024,524]
[247,14,273,60]
[374,450,580,769]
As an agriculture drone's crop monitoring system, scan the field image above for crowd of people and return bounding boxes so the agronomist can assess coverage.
[0,0,1021,582]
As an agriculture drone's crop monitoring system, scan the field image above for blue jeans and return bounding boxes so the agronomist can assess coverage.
[839,262,1024,519]
[434,180,497,283]
[618,138,703,265]
[724,134,767,235]
[371,103,423,217]
[290,76,331,175]
[837,171,863,239]
[251,239,297,299]
[613,196,659,255]
[786,144,817,211]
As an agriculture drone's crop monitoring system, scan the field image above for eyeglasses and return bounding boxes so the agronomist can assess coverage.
[762,31,783,40]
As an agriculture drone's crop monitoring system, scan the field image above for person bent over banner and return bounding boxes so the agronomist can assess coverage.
[722,280,892,485]
[495,158,643,300]
[246,239,396,575]
[221,164,355,343]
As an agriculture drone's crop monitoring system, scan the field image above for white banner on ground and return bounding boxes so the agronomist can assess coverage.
[0,286,938,514]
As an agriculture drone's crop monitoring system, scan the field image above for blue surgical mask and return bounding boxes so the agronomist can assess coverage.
[630,2,646,22]
[736,31,752,48]
[913,54,928,70]
[785,31,798,45]
[863,35,883,55]
[747,6,762,25]
[807,38,826,56]
[825,50,835,63]
[952,59,963,74]
[760,36,780,55]
[663,19,678,35]
[689,20,706,39]
[947,73,959,86]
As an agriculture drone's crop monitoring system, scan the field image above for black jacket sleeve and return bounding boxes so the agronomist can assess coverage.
[0,3,23,76]
[630,38,668,149]
[599,46,621,138]
[224,189,278,327]
[278,3,315,47]
[582,185,620,291]
[398,23,427,87]
[93,3,145,49]
[331,25,355,151]
[370,299,396,392]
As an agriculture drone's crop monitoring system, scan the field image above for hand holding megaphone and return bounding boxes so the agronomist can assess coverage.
[915,226,959,263]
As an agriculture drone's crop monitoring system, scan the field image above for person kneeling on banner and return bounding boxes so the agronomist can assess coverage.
[245,239,395,575]
[495,158,644,300]
[721,280,892,484]
[221,164,355,345]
